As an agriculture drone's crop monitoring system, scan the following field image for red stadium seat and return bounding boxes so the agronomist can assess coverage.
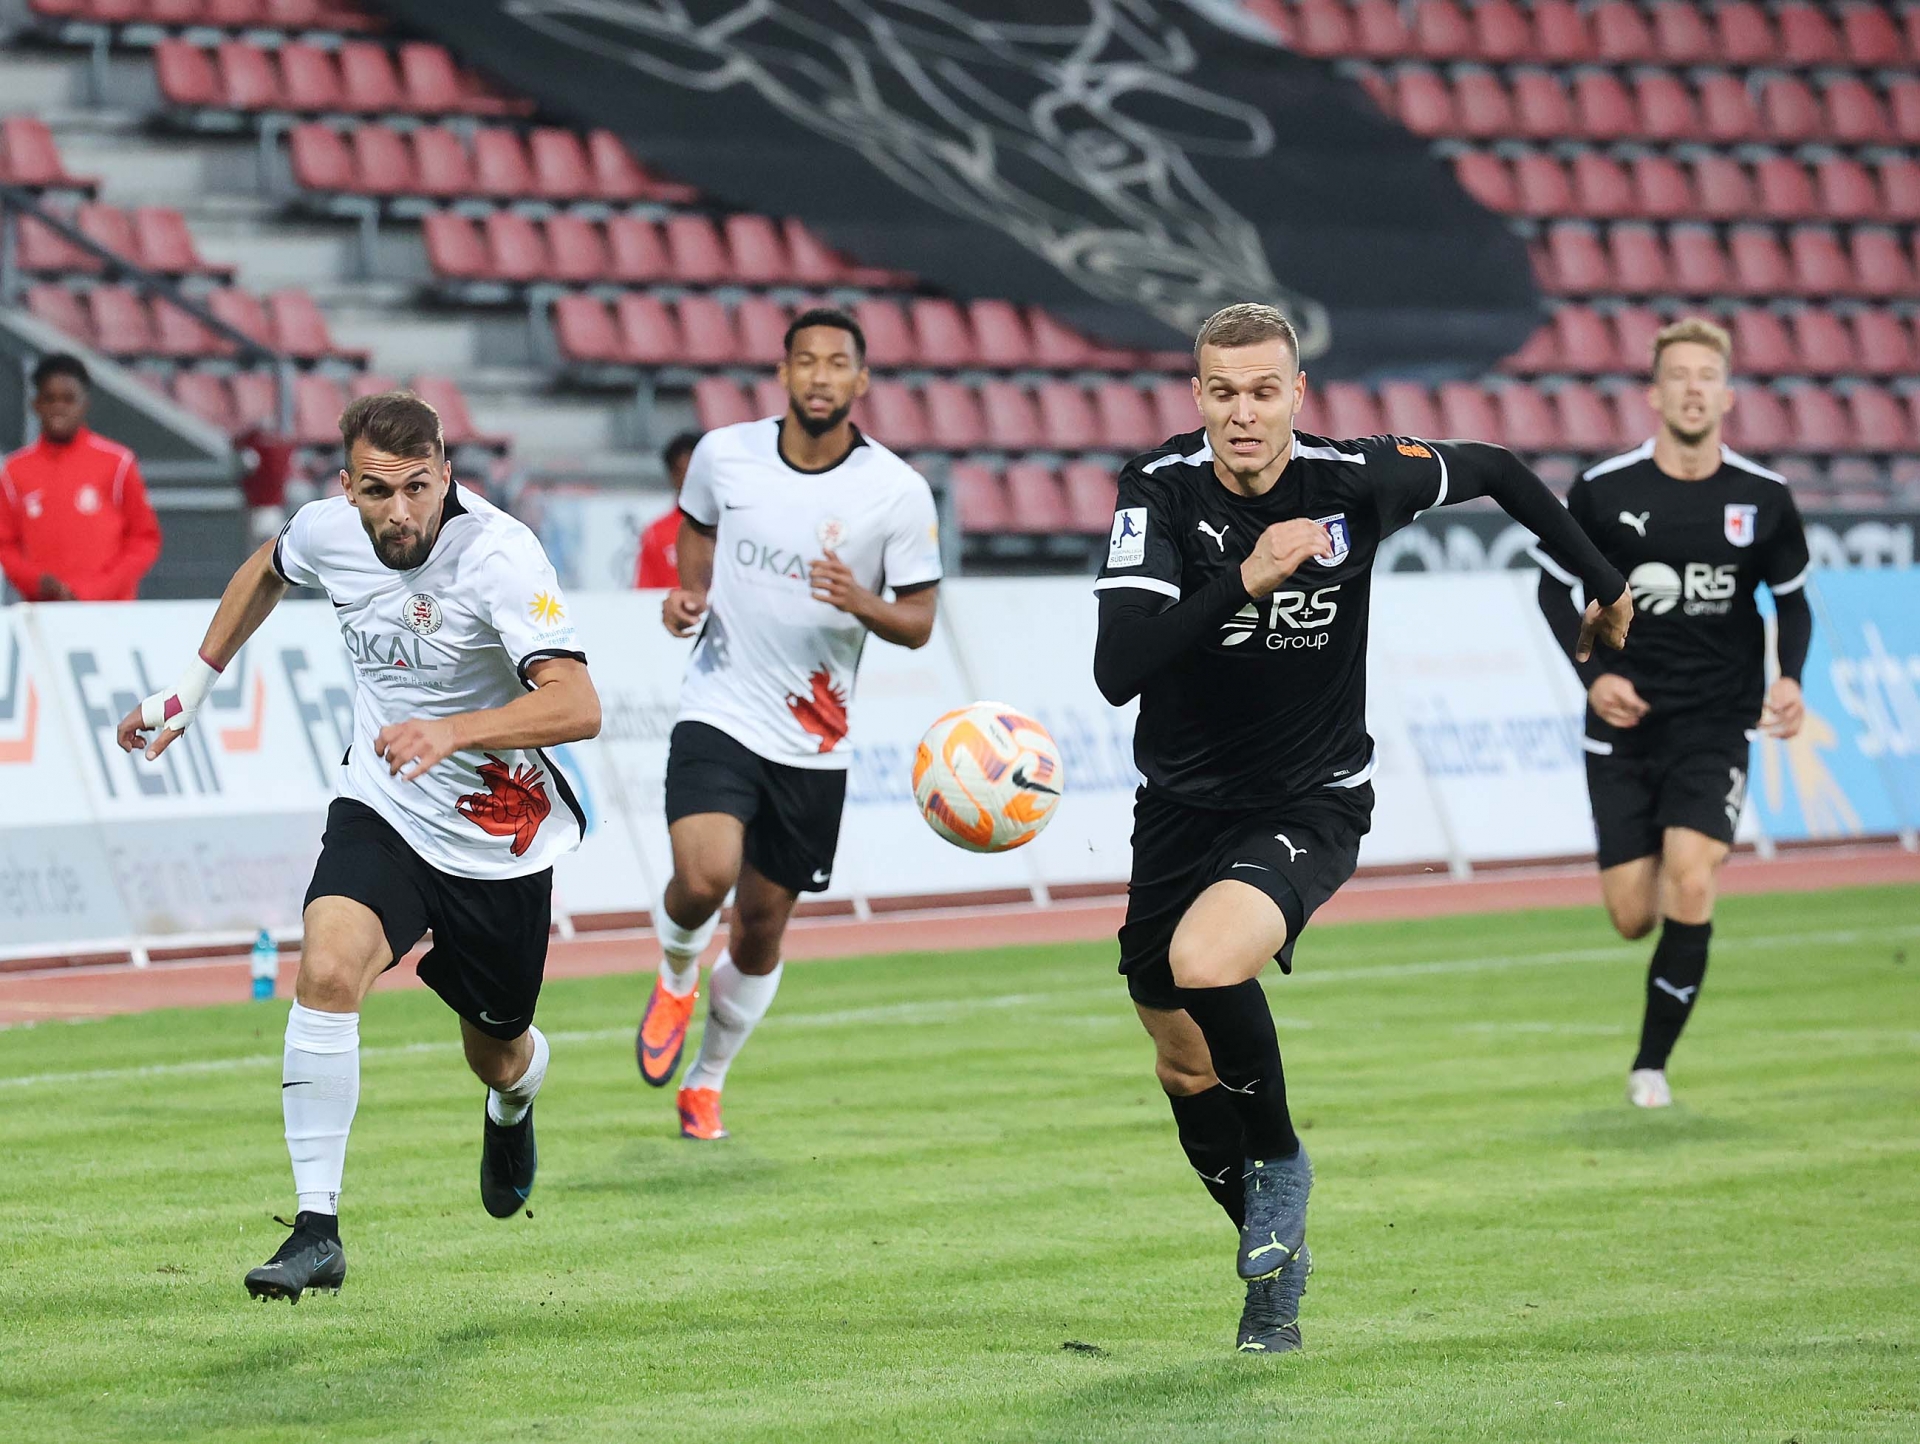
[410,126,476,199]
[1850,310,1914,376]
[1786,227,1854,297]
[16,213,95,274]
[215,41,279,110]
[1697,73,1760,143]
[1611,306,1665,372]
[1571,152,1635,219]
[980,380,1043,449]
[781,219,847,285]
[1755,156,1817,222]
[293,373,347,447]
[1608,224,1670,294]
[1760,76,1823,145]
[1437,381,1500,443]
[1511,70,1574,140]
[1848,229,1916,298]
[1728,227,1794,297]
[136,206,226,277]
[276,42,342,112]
[1453,150,1515,212]
[1785,386,1849,452]
[1472,0,1534,61]
[862,379,930,450]
[553,295,624,364]
[483,209,548,284]
[1692,153,1756,221]
[1891,78,1920,144]
[1351,0,1414,58]
[544,213,609,284]
[1036,380,1097,450]
[349,373,402,402]
[1823,77,1892,147]
[1631,154,1694,219]
[211,0,273,23]
[1093,381,1157,451]
[1669,225,1730,293]
[519,128,589,203]
[1394,67,1455,137]
[676,294,739,366]
[155,39,220,108]
[852,298,915,369]
[268,288,346,360]
[1379,380,1442,437]
[1499,322,1559,375]
[395,43,462,114]
[1842,5,1908,66]
[723,215,789,287]
[1150,379,1196,438]
[74,202,136,263]
[1714,2,1776,64]
[1061,461,1118,534]
[1846,385,1911,451]
[289,123,351,192]
[1648,0,1715,62]
[1317,381,1383,439]
[1513,151,1572,217]
[1551,306,1618,373]
[1289,0,1353,56]
[1531,0,1593,62]
[1723,385,1790,452]
[1242,0,1292,44]
[1413,0,1473,59]
[950,462,1010,533]
[173,372,237,434]
[604,215,668,284]
[422,210,488,279]
[1453,69,1515,139]
[1880,158,1920,222]
[1542,224,1612,293]
[350,124,412,195]
[663,214,730,285]
[1728,307,1795,377]
[1790,308,1857,376]
[1553,383,1617,450]
[1591,0,1655,61]
[924,379,986,449]
[1001,462,1071,534]
[1633,72,1699,143]
[410,376,497,449]
[615,293,681,366]
[1776,2,1841,65]
[26,284,92,346]
[1572,71,1637,142]
[1027,309,1094,369]
[1814,156,1882,222]
[584,129,648,202]
[471,128,535,199]
[910,299,977,369]
[970,300,1034,368]
[335,41,401,113]
[1,117,94,193]
[734,295,789,366]
[88,285,158,358]
[692,376,754,432]
[207,286,271,347]
[153,295,226,357]
[1493,383,1558,451]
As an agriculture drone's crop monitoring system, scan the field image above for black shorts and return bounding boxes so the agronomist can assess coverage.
[1119,782,1374,1012]
[1585,715,1752,870]
[304,798,552,1040]
[664,721,846,894]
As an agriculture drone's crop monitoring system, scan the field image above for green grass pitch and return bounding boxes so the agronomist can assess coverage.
[2,885,1917,1443]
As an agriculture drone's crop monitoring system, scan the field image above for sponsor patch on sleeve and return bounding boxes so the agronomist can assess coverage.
[1107,507,1147,567]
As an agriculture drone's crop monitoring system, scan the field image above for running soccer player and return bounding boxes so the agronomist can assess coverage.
[115,393,600,1302]
[635,307,942,1141]
[1093,303,1632,1355]
[1536,317,1811,1110]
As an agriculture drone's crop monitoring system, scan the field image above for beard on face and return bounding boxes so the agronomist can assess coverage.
[367,518,437,571]
[1668,417,1714,446]
[790,396,853,438]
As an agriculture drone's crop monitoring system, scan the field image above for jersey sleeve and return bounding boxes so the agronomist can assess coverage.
[1092,462,1182,601]
[478,528,586,683]
[677,432,721,528]
[1764,489,1811,596]
[1359,436,1451,537]
[882,479,943,593]
[270,499,328,588]
[1530,477,1592,594]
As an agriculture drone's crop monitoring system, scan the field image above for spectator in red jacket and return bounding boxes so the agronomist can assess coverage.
[634,430,702,589]
[0,354,161,602]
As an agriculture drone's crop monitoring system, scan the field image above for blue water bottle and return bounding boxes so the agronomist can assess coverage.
[250,929,277,1001]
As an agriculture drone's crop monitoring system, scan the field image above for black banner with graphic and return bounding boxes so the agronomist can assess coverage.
[380,0,1539,378]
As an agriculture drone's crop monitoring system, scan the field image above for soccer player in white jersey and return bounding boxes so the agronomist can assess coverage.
[635,308,943,1140]
[115,394,601,1302]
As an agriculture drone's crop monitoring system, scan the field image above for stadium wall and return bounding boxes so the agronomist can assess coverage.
[0,571,1914,962]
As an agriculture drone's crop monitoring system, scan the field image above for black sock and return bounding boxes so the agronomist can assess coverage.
[1178,978,1300,1160]
[294,1209,340,1240]
[1633,918,1712,1071]
[1167,1086,1247,1227]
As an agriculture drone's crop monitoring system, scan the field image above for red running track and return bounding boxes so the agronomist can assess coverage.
[2,846,1916,1027]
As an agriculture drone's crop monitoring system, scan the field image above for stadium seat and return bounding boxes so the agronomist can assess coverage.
[1631,154,1694,219]
[1714,2,1776,64]
[1060,460,1118,534]
[781,219,847,286]
[1394,67,1455,137]
[1531,0,1593,62]
[152,295,225,357]
[911,299,977,369]
[734,295,789,365]
[1001,462,1071,533]
[663,214,730,285]
[1879,158,1920,222]
[1493,382,1559,450]
[1591,0,1655,61]
[544,212,609,284]
[471,128,535,199]
[969,299,1034,368]
[1697,73,1760,143]
[1648,0,1715,62]
[1669,225,1730,293]
[1379,379,1443,437]
[586,129,650,202]
[16,212,96,274]
[1786,228,1853,297]
[924,379,986,449]
[1572,71,1637,142]
[218,41,283,111]
[1036,381,1097,450]
[1453,69,1515,139]
[1026,309,1094,369]
[1723,385,1790,451]
[173,371,237,434]
[1842,5,1908,66]
[1551,306,1618,373]
[422,210,488,280]
[1471,0,1533,60]
[1816,157,1881,222]
[1499,321,1559,375]
[605,215,669,284]
[73,202,136,265]
[483,209,547,284]
[615,293,682,366]
[1790,309,1857,376]
[1850,310,1914,376]
[981,380,1043,450]
[1760,76,1823,145]
[1513,151,1572,217]
[0,117,94,192]
[676,294,739,366]
[1453,150,1515,212]
[1437,380,1500,444]
[349,372,401,402]
[155,39,220,109]
[950,461,1011,533]
[1776,2,1841,65]
[1728,307,1795,377]
[1726,227,1794,297]
[529,128,594,203]
[1846,385,1911,451]
[1287,0,1351,56]
[862,380,930,450]
[410,126,476,199]
[1691,154,1756,221]
[1891,78,1920,144]
[553,294,624,364]
[1150,379,1195,438]
[409,376,499,449]
[724,215,790,287]
[1633,72,1699,143]
[87,285,158,358]
[1571,152,1634,219]
[207,286,272,348]
[1541,224,1612,293]
[1611,306,1664,372]
[852,298,915,369]
[352,124,413,194]
[269,287,354,360]
[1850,229,1916,298]
[1755,157,1817,223]
[293,373,347,447]
[1823,77,1892,147]
[692,375,755,432]
[1785,386,1849,452]
[335,41,401,113]
[1093,381,1157,451]
[1511,70,1574,140]
[1609,224,1670,294]
[1317,380,1384,438]
[289,123,352,192]
[1553,383,1618,450]
[1412,0,1471,59]
[26,283,91,346]
[1351,0,1414,58]
[396,43,462,114]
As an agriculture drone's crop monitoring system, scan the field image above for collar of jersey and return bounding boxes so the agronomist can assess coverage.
[772,417,867,475]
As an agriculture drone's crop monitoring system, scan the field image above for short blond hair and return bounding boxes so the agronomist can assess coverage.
[1194,302,1300,370]
[1651,316,1732,376]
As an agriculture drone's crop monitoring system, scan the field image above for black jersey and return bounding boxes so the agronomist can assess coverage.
[1094,428,1458,807]
[1543,442,1810,728]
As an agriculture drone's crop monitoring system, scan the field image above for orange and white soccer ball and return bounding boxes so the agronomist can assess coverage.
[912,702,1065,853]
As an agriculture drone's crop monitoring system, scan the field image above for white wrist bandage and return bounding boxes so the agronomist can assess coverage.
[140,655,222,735]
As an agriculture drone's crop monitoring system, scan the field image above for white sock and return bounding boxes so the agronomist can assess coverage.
[283,1002,359,1217]
[487,1025,549,1125]
[684,951,781,1092]
[655,884,719,983]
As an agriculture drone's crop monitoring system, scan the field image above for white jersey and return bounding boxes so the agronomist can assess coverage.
[273,483,586,879]
[676,418,943,768]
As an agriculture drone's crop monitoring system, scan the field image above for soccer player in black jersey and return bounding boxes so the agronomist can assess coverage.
[1536,317,1812,1111]
[1093,303,1633,1354]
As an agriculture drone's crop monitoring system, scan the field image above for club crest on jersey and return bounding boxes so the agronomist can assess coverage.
[1724,504,1757,548]
[401,592,442,637]
[817,517,848,551]
[1312,513,1351,567]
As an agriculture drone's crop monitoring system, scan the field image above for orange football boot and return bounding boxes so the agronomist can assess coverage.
[635,974,698,1087]
[677,1086,728,1141]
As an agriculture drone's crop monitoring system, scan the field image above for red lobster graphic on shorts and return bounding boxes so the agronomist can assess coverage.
[786,666,849,753]
[455,753,552,856]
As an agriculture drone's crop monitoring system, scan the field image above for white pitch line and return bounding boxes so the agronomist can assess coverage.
[3,922,1915,1090]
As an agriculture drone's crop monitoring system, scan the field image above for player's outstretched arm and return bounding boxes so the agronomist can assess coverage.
[375,657,601,783]
[663,515,716,637]
[114,536,289,760]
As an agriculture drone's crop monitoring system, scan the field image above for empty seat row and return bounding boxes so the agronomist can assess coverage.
[693,373,1198,454]
[554,293,1174,374]
[951,460,1118,538]
[30,0,375,30]
[167,368,496,449]
[0,116,97,191]
[25,282,362,362]
[1454,148,1920,225]
[1508,303,1920,379]
[287,122,693,205]
[1533,222,1918,299]
[11,203,231,278]
[1252,0,1913,70]
[1378,64,1920,147]
[155,39,522,118]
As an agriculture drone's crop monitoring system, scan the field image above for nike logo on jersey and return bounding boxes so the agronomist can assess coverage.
[1273,833,1306,861]
[811,869,830,885]
[1619,511,1651,537]
[1197,519,1230,552]
[1651,978,1697,1005]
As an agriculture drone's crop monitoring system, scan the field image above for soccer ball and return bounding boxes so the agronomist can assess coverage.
[912,702,1065,853]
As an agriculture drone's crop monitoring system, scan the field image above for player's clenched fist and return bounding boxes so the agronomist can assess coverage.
[1588,673,1650,730]
[1239,518,1334,598]
[375,716,461,782]
[662,588,706,637]
[1574,589,1634,662]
